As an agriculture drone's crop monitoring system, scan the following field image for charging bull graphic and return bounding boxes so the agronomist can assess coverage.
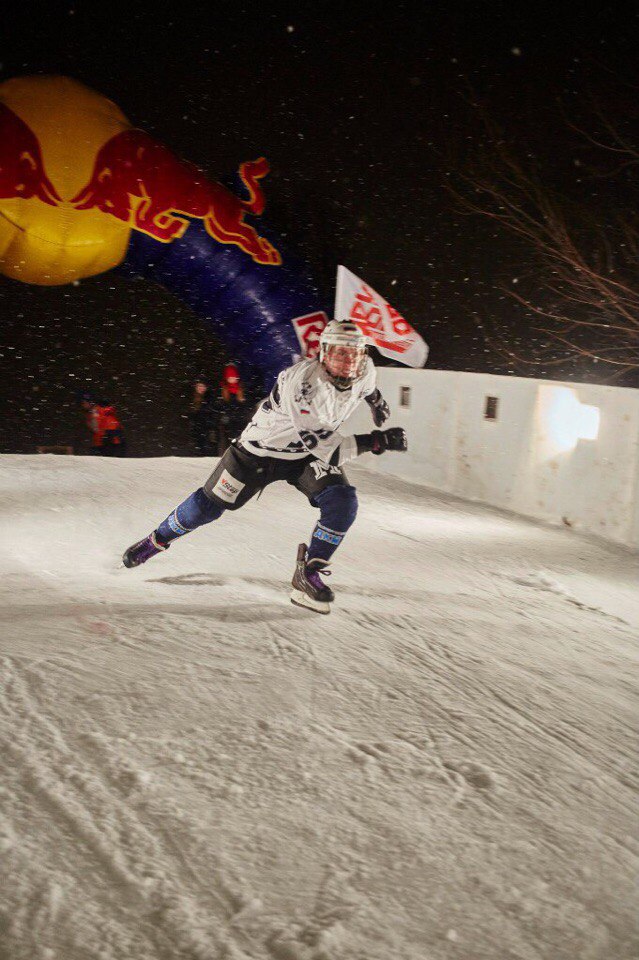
[0,103,61,205]
[0,76,280,272]
[70,131,280,264]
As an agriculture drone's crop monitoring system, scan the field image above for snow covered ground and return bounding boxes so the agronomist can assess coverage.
[0,454,637,960]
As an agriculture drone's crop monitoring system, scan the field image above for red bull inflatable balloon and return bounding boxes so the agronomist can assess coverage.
[0,75,328,384]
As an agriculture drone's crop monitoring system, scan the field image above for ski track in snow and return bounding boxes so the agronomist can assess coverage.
[0,455,637,960]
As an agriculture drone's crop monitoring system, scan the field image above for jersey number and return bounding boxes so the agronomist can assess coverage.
[298,428,332,451]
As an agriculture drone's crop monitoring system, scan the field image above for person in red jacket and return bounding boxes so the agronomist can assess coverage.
[218,361,248,450]
[78,392,127,456]
[221,362,244,402]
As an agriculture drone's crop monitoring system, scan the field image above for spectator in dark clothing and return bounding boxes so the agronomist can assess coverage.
[189,376,219,457]
[78,392,127,457]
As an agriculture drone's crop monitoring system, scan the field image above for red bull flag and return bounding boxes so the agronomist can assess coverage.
[334,265,428,368]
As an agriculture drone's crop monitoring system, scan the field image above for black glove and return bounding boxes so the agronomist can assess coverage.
[365,389,390,427]
[356,428,408,456]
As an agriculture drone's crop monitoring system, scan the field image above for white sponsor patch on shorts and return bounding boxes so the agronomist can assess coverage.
[212,469,246,503]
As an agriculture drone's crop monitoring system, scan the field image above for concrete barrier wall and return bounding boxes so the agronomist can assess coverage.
[346,369,639,549]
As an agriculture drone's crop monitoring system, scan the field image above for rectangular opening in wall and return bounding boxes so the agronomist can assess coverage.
[484,396,499,421]
[400,386,411,408]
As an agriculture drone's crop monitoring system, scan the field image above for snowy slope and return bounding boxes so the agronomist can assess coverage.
[0,455,637,960]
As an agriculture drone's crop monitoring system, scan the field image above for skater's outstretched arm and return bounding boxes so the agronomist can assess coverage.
[355,428,408,455]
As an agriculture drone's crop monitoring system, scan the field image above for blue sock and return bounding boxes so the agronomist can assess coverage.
[155,487,224,544]
[307,485,358,564]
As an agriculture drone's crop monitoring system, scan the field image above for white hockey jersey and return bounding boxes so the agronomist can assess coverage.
[239,357,377,466]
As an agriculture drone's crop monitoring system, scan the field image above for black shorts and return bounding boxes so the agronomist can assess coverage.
[202,442,350,511]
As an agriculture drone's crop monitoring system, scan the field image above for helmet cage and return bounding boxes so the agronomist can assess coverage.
[319,321,367,389]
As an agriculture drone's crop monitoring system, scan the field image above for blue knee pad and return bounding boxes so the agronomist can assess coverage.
[156,487,224,544]
[307,484,358,563]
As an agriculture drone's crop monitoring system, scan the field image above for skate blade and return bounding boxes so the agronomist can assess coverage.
[290,589,331,615]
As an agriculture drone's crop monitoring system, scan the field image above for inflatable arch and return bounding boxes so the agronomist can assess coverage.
[0,75,330,387]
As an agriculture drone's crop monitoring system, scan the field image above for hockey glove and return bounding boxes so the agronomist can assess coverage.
[365,389,391,427]
[356,428,408,456]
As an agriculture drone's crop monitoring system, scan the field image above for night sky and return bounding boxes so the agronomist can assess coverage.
[1,2,637,455]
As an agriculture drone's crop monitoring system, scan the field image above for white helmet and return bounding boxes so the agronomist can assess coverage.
[319,320,367,389]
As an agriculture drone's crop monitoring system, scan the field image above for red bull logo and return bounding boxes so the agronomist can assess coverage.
[69,130,281,265]
[291,311,329,357]
[0,103,61,206]
[349,285,412,353]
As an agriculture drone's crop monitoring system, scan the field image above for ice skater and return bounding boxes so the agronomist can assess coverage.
[122,320,408,613]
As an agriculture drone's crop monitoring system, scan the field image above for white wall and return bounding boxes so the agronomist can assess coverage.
[347,369,639,550]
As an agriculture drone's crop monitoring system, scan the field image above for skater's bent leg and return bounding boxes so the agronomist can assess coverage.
[151,444,260,547]
[306,484,358,564]
[155,487,224,545]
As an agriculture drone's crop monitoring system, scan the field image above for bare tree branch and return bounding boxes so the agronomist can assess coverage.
[447,96,639,379]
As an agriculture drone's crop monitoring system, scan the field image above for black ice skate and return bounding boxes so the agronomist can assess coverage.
[122,532,169,568]
[290,543,334,614]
